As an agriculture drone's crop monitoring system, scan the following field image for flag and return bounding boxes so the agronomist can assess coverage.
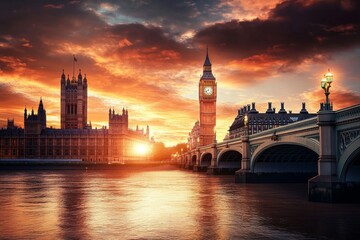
[73,55,77,62]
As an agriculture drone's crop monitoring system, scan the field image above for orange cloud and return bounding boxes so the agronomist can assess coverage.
[301,88,360,111]
[1,0,360,147]
[219,0,281,20]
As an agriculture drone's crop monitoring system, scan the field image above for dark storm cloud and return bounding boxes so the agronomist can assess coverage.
[111,23,181,48]
[0,1,104,43]
[0,1,106,75]
[194,0,360,67]
[106,23,196,65]
[0,1,203,72]
[86,0,223,36]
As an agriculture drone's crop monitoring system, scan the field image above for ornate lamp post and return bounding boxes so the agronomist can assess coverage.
[321,69,333,110]
[309,69,338,202]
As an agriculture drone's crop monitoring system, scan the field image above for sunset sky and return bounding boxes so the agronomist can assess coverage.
[1,0,360,146]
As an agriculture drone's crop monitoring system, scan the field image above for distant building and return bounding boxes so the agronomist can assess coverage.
[188,121,200,150]
[0,68,151,162]
[24,98,46,135]
[228,102,316,139]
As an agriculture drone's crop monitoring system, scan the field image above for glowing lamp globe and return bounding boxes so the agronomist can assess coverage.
[321,77,327,89]
[325,70,333,83]
[321,69,333,93]
[320,69,334,110]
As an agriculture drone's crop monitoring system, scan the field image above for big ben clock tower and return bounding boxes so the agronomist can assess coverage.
[199,48,217,146]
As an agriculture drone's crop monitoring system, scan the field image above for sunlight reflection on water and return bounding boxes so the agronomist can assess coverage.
[0,167,360,239]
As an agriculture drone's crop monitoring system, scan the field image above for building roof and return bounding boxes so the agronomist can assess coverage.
[0,127,24,136]
[201,71,215,79]
[229,102,316,131]
[204,47,211,66]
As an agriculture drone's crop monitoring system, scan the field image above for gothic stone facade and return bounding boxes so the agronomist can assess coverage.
[0,70,150,162]
[61,70,88,129]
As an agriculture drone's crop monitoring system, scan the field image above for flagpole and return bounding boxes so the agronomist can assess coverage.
[73,55,75,78]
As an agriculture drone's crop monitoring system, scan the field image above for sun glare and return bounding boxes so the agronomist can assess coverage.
[134,143,150,155]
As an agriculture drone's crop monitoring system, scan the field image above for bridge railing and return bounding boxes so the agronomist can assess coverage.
[335,104,360,124]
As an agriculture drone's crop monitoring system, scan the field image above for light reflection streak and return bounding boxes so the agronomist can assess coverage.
[0,168,359,239]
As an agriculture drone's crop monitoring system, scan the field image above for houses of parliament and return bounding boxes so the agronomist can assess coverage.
[0,68,151,162]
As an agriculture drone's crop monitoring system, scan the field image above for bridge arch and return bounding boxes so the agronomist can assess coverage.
[251,137,319,173]
[200,152,212,167]
[338,137,360,182]
[217,148,242,169]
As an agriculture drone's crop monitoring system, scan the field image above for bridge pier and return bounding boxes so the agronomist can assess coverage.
[193,148,207,172]
[308,110,343,202]
[235,135,251,182]
[207,142,220,174]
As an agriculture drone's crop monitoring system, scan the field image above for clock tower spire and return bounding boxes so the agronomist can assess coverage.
[199,47,217,146]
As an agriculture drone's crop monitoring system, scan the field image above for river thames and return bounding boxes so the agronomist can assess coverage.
[0,165,359,240]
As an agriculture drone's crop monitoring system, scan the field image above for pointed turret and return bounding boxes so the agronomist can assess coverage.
[38,97,44,111]
[78,69,82,85]
[204,46,211,68]
[24,107,27,121]
[61,69,66,85]
[38,98,46,128]
[201,47,215,80]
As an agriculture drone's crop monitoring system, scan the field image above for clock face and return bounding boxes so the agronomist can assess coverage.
[204,86,213,95]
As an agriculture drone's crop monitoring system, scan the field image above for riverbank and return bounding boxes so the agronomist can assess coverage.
[0,160,177,171]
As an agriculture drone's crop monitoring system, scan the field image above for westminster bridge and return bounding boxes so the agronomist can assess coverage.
[178,104,360,202]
